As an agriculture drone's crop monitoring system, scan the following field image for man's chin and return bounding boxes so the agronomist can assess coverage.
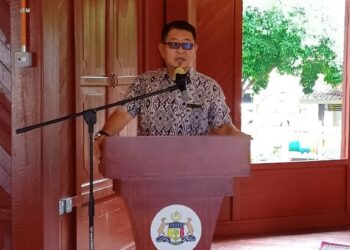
[173,63,189,69]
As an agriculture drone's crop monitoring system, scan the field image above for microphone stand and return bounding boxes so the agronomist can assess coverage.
[16,84,180,250]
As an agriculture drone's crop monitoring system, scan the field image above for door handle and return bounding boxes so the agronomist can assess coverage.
[108,73,119,88]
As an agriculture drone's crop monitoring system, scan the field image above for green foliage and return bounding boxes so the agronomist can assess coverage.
[243,7,342,94]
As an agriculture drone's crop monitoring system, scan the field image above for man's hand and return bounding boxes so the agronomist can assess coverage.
[210,123,252,138]
[93,135,106,162]
[93,107,133,170]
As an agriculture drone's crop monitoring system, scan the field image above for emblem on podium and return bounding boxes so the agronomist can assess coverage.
[150,204,202,250]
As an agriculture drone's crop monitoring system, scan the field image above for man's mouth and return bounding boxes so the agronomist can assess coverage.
[175,57,186,61]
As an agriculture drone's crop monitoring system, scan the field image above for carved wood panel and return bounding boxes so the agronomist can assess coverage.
[106,0,138,76]
[81,0,106,76]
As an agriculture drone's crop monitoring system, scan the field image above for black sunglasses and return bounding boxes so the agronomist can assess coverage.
[164,42,194,50]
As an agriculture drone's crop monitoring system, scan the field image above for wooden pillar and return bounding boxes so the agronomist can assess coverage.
[11,0,43,249]
[11,0,75,249]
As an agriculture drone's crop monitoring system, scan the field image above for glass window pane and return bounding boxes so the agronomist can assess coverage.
[241,0,345,163]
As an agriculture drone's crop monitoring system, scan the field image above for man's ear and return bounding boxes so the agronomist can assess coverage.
[194,44,198,53]
[158,43,165,58]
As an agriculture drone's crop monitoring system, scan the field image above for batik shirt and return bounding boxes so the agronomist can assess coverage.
[122,68,232,136]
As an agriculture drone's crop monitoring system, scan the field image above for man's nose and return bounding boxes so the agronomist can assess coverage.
[176,46,186,53]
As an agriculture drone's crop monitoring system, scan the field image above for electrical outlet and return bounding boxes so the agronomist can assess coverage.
[15,51,32,68]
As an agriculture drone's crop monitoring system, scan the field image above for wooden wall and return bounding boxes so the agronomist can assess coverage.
[0,0,11,153]
[4,0,350,249]
[0,0,10,41]
[0,0,11,249]
[11,0,76,249]
[215,161,350,237]
[137,0,165,72]
[196,0,242,127]
[11,1,44,248]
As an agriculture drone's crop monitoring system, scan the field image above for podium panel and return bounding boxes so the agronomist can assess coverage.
[102,136,250,249]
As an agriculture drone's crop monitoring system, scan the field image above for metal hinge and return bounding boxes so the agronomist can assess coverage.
[59,197,73,216]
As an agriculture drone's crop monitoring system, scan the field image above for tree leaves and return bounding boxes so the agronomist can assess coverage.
[243,7,342,94]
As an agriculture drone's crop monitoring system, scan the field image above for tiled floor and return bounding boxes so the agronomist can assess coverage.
[211,230,350,250]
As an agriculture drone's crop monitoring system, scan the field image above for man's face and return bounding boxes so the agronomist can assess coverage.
[158,28,197,75]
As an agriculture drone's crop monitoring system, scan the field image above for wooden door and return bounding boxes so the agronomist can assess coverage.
[74,0,138,249]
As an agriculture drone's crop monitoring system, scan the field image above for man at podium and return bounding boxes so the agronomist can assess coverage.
[94,20,244,158]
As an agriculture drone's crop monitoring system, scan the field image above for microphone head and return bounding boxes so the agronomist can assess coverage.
[175,67,186,77]
[174,67,187,90]
[174,67,189,102]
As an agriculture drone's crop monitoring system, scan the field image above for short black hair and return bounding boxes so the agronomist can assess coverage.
[161,20,196,42]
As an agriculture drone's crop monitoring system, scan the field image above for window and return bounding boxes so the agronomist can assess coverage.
[241,0,346,163]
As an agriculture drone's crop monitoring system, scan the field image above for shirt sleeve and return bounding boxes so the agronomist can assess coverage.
[121,76,145,118]
[208,82,232,130]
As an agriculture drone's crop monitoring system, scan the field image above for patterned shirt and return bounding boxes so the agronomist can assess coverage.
[122,68,232,136]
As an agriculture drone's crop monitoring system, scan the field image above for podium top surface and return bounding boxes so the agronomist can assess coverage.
[101,136,250,179]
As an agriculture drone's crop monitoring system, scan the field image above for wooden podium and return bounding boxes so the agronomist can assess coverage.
[101,136,250,249]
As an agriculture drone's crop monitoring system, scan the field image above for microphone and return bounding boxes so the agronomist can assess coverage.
[174,67,190,102]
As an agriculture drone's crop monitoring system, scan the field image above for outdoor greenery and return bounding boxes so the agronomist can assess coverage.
[243,7,343,94]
